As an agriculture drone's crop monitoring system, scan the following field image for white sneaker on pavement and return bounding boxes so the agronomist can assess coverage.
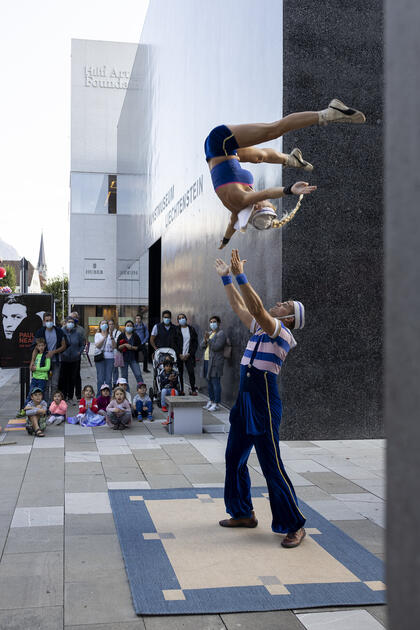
[203,400,212,410]
[318,98,366,125]
[208,403,219,412]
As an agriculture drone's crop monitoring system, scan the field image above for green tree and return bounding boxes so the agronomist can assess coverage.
[42,275,69,323]
[0,265,17,291]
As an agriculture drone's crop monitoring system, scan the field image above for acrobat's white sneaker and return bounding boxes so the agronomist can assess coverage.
[285,148,313,172]
[319,98,366,125]
[203,401,212,410]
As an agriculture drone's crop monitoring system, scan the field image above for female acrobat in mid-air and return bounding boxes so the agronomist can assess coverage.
[204,99,366,248]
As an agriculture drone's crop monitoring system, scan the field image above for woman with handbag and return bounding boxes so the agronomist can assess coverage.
[108,319,122,387]
[94,320,115,396]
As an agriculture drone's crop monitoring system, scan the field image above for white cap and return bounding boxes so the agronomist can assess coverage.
[293,301,305,329]
[250,207,277,230]
[100,383,110,390]
[116,377,127,384]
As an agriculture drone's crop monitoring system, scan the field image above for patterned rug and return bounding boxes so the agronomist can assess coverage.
[109,487,385,615]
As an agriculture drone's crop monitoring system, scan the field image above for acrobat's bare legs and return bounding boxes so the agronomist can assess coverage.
[228,112,319,149]
[228,99,366,149]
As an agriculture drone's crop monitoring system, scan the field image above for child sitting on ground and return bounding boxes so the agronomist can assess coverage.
[48,390,67,425]
[132,382,153,422]
[159,360,180,412]
[24,387,47,437]
[27,338,51,403]
[106,386,132,430]
[97,383,111,416]
[116,377,132,404]
[77,384,104,426]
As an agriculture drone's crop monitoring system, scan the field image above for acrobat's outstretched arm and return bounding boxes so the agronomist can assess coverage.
[214,258,253,329]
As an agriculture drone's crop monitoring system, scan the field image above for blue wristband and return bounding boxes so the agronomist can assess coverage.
[236,273,248,285]
[221,275,232,286]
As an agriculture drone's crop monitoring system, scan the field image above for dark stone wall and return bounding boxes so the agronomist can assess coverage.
[281,0,384,439]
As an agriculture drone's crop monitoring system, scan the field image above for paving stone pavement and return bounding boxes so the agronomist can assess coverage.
[0,365,387,629]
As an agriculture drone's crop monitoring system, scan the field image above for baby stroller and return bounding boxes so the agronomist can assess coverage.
[150,347,179,407]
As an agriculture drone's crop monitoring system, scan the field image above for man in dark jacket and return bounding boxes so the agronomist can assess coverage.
[33,312,67,402]
[175,313,198,395]
[150,310,180,355]
[60,316,84,401]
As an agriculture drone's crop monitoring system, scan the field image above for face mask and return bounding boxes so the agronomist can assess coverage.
[125,326,133,333]
[73,318,79,324]
[209,322,218,331]
[100,323,108,331]
[66,322,75,330]
[45,321,54,329]
[163,317,171,325]
[178,318,187,326]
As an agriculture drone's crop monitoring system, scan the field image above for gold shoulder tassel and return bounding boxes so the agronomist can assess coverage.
[271,194,304,229]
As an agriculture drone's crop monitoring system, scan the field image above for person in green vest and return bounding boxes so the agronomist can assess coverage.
[27,337,51,401]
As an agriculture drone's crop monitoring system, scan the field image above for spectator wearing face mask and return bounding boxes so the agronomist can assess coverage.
[94,320,115,396]
[150,310,181,355]
[201,315,226,412]
[70,311,86,400]
[175,313,199,395]
[59,316,84,401]
[117,320,143,392]
[32,312,67,403]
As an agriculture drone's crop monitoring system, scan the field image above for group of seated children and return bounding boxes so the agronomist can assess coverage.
[24,361,181,436]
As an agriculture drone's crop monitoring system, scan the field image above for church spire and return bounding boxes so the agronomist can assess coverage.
[37,232,47,285]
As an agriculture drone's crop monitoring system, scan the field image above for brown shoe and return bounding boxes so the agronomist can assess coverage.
[219,511,258,528]
[281,527,306,548]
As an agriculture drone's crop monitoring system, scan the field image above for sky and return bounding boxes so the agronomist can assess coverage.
[0,0,149,279]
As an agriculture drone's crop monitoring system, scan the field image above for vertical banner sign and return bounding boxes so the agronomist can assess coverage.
[0,294,53,368]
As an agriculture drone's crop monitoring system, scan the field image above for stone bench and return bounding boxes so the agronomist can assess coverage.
[164,395,206,435]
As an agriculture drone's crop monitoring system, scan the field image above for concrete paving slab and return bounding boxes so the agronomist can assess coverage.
[353,478,386,499]
[65,462,104,476]
[65,442,98,451]
[0,445,32,455]
[0,551,63,609]
[11,505,64,528]
[107,481,151,490]
[336,499,385,527]
[65,451,101,463]
[144,616,225,630]
[65,424,93,436]
[330,519,385,556]
[65,474,108,493]
[65,577,137,626]
[0,605,63,630]
[100,454,140,467]
[296,486,333,501]
[286,459,331,473]
[65,492,111,514]
[178,463,226,484]
[146,474,192,489]
[65,513,117,537]
[17,482,64,508]
[302,472,367,494]
[65,622,146,630]
[5,525,63,553]
[304,499,366,521]
[139,459,182,475]
[32,437,64,449]
[131,448,170,461]
[297,609,385,629]
[65,534,126,581]
[222,610,306,629]
[103,467,146,482]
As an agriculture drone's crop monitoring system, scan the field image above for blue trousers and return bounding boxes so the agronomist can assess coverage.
[224,364,306,534]
[203,360,221,403]
[136,399,153,417]
[95,358,114,396]
[121,360,143,392]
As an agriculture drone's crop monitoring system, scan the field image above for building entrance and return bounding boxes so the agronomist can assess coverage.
[148,239,161,345]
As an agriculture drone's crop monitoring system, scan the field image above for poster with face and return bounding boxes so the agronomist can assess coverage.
[0,294,53,368]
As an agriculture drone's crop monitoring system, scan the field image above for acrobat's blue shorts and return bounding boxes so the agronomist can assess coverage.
[224,364,306,534]
[204,125,239,161]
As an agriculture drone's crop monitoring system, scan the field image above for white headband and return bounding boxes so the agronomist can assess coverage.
[293,301,305,329]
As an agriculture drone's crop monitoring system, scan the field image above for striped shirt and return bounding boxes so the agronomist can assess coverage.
[240,318,297,375]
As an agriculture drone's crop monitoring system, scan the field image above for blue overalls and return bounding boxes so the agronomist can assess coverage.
[224,339,306,534]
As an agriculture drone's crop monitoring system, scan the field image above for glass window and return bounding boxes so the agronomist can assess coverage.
[71,173,117,214]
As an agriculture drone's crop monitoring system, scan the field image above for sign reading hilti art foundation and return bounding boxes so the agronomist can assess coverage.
[84,65,131,89]
[0,294,53,368]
